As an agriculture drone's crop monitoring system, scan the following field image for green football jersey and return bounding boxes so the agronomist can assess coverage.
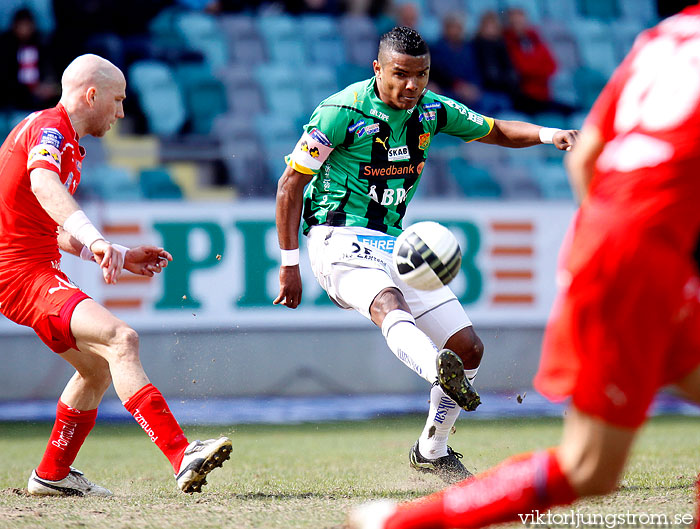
[286,77,494,237]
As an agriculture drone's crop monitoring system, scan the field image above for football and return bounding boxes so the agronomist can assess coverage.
[392,221,462,290]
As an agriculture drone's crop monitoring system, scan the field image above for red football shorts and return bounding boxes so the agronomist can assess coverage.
[0,262,90,353]
[535,208,700,429]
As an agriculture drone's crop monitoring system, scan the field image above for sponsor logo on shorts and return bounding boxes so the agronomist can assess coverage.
[422,102,442,110]
[48,275,77,295]
[357,235,396,252]
[39,128,64,149]
[388,145,410,162]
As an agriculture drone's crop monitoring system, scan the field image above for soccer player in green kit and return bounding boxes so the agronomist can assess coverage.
[275,26,577,482]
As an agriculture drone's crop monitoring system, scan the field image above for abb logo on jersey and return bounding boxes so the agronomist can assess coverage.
[368,185,409,205]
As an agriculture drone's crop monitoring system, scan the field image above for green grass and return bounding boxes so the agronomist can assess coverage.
[0,416,698,528]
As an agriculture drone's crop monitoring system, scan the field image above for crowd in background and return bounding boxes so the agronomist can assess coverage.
[0,0,687,199]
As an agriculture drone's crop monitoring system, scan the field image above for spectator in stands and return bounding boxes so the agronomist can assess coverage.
[0,8,60,111]
[472,10,518,111]
[503,7,573,115]
[430,14,510,115]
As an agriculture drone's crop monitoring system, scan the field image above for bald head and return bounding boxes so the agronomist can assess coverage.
[61,54,124,94]
[59,54,126,138]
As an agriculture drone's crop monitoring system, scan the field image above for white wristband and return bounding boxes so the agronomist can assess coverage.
[280,248,300,266]
[539,127,561,144]
[79,245,94,261]
[112,243,129,261]
[63,210,104,251]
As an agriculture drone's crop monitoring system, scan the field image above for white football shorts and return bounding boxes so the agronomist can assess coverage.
[306,225,472,348]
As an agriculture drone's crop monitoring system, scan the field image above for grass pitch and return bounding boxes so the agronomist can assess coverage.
[0,415,698,528]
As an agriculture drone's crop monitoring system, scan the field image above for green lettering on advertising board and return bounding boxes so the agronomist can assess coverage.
[153,222,226,309]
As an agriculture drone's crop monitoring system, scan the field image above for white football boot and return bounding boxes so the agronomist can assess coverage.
[175,436,232,493]
[28,468,113,497]
[347,499,398,529]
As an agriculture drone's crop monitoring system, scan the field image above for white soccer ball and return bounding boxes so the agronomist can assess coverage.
[392,221,462,291]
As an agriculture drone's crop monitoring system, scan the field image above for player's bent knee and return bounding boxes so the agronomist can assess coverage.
[108,325,140,361]
[446,328,484,368]
[567,467,620,496]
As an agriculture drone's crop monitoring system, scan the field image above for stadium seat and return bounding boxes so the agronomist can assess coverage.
[618,0,657,24]
[218,14,258,42]
[610,19,643,61]
[573,66,608,110]
[569,18,618,76]
[129,61,187,135]
[255,64,305,120]
[139,168,183,199]
[490,164,542,199]
[0,0,54,34]
[303,65,340,111]
[427,0,466,20]
[175,11,228,67]
[540,22,581,72]
[550,70,580,108]
[257,14,297,43]
[220,139,272,196]
[88,165,142,201]
[228,36,267,66]
[226,85,266,118]
[448,159,502,199]
[533,161,574,200]
[539,0,578,21]
[339,15,378,66]
[460,139,506,166]
[173,62,228,134]
[212,113,252,143]
[576,0,620,20]
[264,139,297,184]
[254,114,299,147]
[267,37,307,66]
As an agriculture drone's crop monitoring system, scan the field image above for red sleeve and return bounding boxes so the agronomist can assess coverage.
[25,120,67,176]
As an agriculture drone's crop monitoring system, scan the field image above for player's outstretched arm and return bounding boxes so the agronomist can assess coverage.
[123,246,173,277]
[479,119,579,151]
[274,165,314,309]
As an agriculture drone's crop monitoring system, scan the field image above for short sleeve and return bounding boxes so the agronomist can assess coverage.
[286,103,348,174]
[434,95,494,142]
[26,125,65,175]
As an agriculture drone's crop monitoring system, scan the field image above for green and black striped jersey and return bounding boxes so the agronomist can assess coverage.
[286,77,494,237]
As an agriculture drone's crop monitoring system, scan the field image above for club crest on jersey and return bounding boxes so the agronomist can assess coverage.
[39,128,64,149]
[418,133,431,150]
[422,102,442,110]
[388,145,410,162]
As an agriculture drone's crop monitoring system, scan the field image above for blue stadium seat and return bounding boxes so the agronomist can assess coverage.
[576,0,620,20]
[427,0,466,20]
[339,15,378,66]
[254,114,299,146]
[267,37,307,66]
[448,159,502,199]
[219,14,258,42]
[573,66,608,110]
[460,139,506,166]
[501,0,545,23]
[89,165,142,201]
[299,15,345,66]
[490,163,542,199]
[550,70,580,108]
[226,85,266,118]
[228,37,267,66]
[304,65,340,112]
[539,0,578,21]
[139,168,183,199]
[129,61,187,135]
[569,18,618,76]
[220,139,271,196]
[540,22,581,72]
[619,0,657,24]
[172,62,228,134]
[533,161,574,200]
[257,14,297,43]
[610,19,643,61]
[175,11,228,67]
[0,0,54,34]
[255,64,305,120]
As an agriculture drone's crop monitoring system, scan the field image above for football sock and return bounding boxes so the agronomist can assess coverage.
[418,384,461,458]
[123,384,189,473]
[385,450,578,529]
[382,310,439,384]
[464,367,479,385]
[36,400,97,481]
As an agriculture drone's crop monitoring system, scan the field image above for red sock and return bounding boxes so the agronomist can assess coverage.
[123,384,189,473]
[36,400,97,481]
[386,450,578,529]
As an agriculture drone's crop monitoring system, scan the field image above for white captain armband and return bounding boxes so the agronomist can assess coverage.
[287,128,334,172]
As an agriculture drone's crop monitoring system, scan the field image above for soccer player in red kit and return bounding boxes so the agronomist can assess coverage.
[349,4,700,528]
[0,54,231,496]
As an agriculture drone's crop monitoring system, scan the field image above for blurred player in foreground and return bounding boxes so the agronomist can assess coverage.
[0,54,231,496]
[275,26,577,483]
[349,4,700,528]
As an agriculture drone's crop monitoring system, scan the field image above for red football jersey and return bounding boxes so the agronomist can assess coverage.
[0,103,84,266]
